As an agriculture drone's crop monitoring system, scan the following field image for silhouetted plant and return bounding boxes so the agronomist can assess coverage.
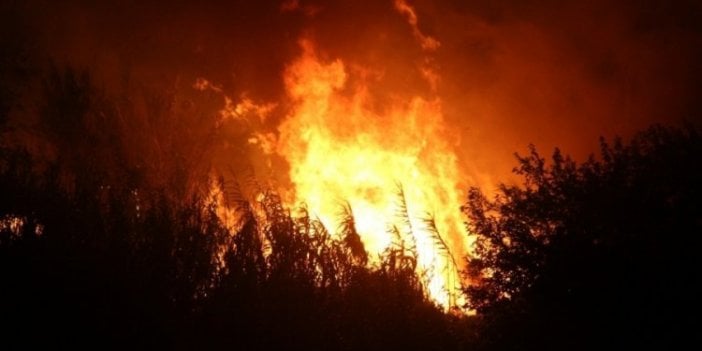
[1,61,469,350]
[463,124,702,350]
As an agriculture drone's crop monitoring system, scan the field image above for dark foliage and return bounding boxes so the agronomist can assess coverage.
[0,67,469,350]
[463,125,702,350]
[4,54,701,350]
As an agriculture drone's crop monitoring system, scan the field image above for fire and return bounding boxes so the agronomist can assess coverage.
[275,40,469,310]
[201,0,472,310]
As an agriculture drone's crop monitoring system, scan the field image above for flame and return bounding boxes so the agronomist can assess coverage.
[276,40,469,309]
[393,0,441,52]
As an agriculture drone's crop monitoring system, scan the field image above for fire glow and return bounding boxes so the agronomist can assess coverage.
[206,1,471,310]
[275,40,468,309]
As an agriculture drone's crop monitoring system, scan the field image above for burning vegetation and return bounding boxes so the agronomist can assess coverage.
[203,38,470,310]
[2,0,702,349]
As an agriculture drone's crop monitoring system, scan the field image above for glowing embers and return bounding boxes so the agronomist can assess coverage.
[0,214,44,241]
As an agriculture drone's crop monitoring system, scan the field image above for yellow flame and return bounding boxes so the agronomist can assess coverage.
[276,40,468,310]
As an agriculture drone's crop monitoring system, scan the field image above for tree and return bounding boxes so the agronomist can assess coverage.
[463,124,702,350]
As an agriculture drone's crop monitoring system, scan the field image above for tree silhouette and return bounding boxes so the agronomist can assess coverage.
[463,124,702,350]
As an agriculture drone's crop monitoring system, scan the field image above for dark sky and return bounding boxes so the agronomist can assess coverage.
[3,0,701,188]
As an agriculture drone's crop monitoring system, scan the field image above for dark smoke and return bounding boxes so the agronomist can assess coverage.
[2,0,701,189]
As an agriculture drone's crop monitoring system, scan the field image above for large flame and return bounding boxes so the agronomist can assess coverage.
[275,40,468,309]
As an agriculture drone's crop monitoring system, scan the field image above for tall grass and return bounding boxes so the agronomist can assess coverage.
[0,66,472,349]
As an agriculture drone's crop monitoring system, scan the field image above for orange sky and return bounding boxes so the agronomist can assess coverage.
[3,0,701,190]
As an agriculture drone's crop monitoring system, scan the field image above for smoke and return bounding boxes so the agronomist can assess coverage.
[419,0,702,187]
[2,0,702,190]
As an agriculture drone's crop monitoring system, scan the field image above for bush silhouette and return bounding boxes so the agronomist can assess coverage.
[463,124,702,350]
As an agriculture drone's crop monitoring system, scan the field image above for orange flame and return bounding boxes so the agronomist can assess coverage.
[276,40,469,310]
